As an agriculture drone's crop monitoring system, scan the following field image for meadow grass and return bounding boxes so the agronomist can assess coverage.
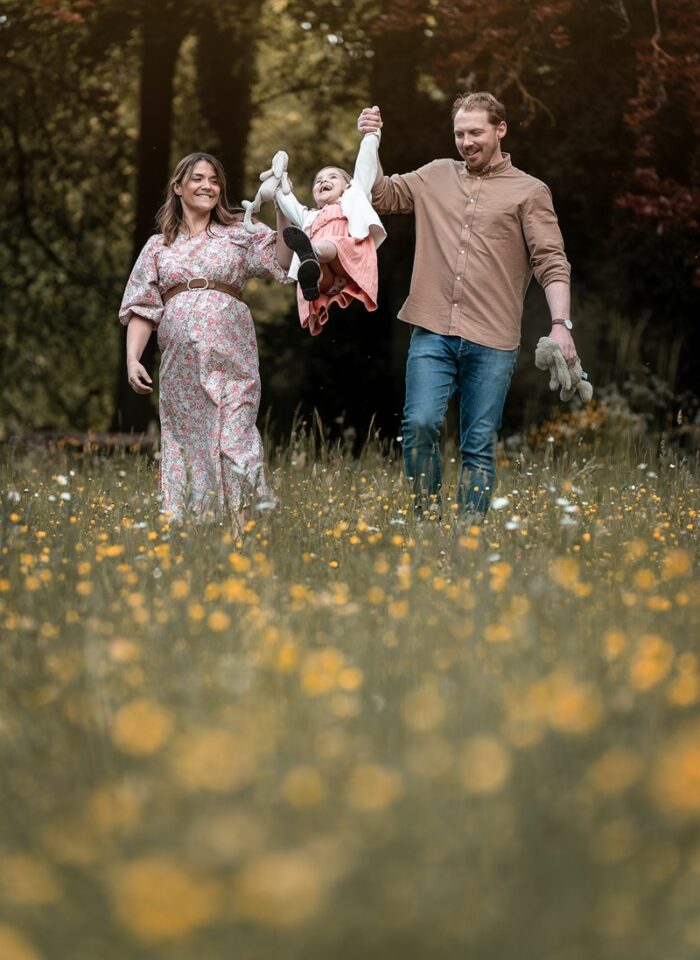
[1,411,699,960]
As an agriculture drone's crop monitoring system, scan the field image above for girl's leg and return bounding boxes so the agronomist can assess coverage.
[283,226,321,300]
[313,239,338,262]
[313,241,350,293]
[319,257,349,294]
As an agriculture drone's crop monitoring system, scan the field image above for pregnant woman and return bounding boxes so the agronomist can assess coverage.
[119,152,291,529]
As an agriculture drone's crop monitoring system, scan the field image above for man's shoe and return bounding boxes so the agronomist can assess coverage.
[283,226,321,301]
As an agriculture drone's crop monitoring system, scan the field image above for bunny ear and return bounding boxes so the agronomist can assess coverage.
[241,200,258,234]
[553,349,572,393]
[279,171,292,195]
[578,381,594,403]
[271,151,288,178]
[560,384,576,402]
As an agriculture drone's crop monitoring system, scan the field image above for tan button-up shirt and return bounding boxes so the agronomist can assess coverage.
[372,153,571,350]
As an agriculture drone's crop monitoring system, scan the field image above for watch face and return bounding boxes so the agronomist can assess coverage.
[565,319,573,330]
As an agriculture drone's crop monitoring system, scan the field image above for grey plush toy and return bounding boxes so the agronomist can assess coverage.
[535,336,594,403]
[242,150,291,234]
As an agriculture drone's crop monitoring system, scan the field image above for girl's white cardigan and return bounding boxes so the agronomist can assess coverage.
[276,132,386,281]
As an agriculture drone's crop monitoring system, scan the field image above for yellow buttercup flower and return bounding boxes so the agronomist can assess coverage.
[109,858,221,941]
[0,924,42,960]
[207,610,231,632]
[663,548,692,579]
[458,735,511,795]
[111,699,174,756]
[629,634,674,691]
[649,722,700,818]
[281,767,327,808]
[170,729,256,792]
[232,851,324,926]
[344,764,402,811]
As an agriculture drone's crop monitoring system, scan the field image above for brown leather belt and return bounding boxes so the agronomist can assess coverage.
[163,278,243,304]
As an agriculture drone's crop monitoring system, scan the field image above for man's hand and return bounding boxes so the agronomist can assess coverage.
[127,358,153,394]
[357,105,383,135]
[548,325,577,366]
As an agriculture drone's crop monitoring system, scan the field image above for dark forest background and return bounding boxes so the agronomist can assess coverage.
[1,0,698,444]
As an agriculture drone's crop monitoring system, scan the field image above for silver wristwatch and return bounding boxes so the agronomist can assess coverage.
[552,318,573,330]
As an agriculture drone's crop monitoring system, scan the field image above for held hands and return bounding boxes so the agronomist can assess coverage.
[127,358,153,395]
[357,105,383,135]
[242,151,291,234]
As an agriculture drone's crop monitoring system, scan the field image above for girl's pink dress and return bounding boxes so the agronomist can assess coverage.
[297,201,379,337]
[119,223,286,521]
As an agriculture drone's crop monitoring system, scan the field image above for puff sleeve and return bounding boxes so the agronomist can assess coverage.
[244,223,289,283]
[118,235,165,327]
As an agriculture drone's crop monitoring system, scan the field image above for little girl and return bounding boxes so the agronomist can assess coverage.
[275,131,386,337]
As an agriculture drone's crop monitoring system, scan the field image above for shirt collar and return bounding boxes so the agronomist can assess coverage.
[465,152,512,177]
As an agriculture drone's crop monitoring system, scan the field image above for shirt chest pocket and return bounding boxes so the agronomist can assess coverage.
[476,200,521,240]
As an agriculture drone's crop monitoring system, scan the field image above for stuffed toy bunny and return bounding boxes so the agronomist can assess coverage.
[242,150,291,233]
[535,337,594,403]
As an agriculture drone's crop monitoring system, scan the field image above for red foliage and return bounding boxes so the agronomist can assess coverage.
[35,0,93,24]
[617,0,700,281]
[376,0,573,81]
[376,0,698,280]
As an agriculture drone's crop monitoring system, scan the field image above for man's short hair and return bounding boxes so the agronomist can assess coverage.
[451,92,506,126]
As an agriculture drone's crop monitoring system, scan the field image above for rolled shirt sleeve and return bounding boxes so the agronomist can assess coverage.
[522,182,571,289]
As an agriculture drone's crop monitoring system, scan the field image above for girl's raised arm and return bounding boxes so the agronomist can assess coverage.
[352,130,381,199]
[275,176,309,227]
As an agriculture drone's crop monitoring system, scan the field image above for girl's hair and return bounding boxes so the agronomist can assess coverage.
[156,152,243,245]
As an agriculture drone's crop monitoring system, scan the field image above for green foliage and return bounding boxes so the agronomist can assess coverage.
[0,3,139,433]
[1,0,697,436]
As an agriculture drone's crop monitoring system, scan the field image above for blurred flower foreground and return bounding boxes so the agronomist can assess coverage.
[1,413,699,960]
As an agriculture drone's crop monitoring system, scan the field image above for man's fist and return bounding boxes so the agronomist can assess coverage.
[357,105,383,135]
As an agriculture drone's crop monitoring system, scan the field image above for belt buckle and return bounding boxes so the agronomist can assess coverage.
[187,277,209,291]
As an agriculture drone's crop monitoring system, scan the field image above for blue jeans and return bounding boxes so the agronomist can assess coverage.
[402,327,519,514]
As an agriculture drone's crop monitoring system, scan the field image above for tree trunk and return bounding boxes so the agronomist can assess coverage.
[196,5,260,202]
[112,14,183,433]
[368,22,427,431]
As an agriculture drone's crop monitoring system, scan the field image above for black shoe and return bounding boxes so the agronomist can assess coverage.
[283,226,321,301]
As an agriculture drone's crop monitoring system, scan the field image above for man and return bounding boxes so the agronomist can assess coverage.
[357,92,576,515]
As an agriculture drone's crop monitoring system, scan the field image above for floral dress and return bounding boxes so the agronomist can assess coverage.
[119,222,286,521]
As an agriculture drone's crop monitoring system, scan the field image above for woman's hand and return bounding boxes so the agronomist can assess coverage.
[127,358,153,394]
